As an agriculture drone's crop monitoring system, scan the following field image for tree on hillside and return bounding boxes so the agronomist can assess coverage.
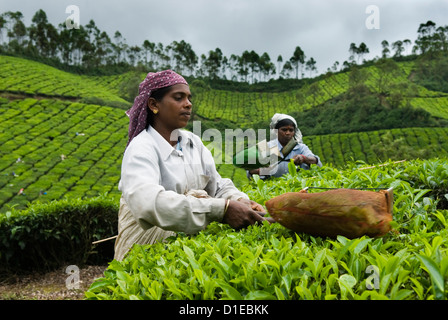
[371,131,426,162]
[375,58,401,97]
[305,57,317,77]
[0,15,6,45]
[236,50,253,82]
[349,42,369,64]
[112,31,126,64]
[348,66,368,89]
[259,52,276,81]
[202,47,223,78]
[403,39,412,55]
[276,55,283,78]
[392,40,404,57]
[28,9,57,57]
[349,42,357,63]
[127,45,142,66]
[413,20,448,55]
[331,61,339,72]
[280,60,293,78]
[306,82,322,106]
[6,12,26,47]
[172,40,197,76]
[3,8,448,82]
[357,43,369,62]
[381,40,390,58]
[142,40,155,68]
[414,20,436,54]
[247,50,260,83]
[290,46,305,79]
[437,26,448,51]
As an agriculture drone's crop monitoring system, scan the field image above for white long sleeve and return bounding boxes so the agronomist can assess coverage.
[118,126,248,234]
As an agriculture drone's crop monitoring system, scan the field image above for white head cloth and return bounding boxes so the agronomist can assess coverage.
[269,113,303,143]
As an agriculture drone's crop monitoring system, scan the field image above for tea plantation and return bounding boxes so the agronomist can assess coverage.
[1,96,447,213]
[1,54,448,301]
[85,159,448,300]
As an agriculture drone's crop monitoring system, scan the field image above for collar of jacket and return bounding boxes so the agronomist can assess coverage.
[147,126,194,161]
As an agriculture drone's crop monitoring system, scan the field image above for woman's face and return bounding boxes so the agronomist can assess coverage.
[277,125,295,146]
[151,84,192,131]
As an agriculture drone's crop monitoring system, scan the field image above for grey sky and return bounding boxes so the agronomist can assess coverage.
[1,0,447,74]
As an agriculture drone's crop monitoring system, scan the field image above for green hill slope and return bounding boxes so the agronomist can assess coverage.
[0,97,126,212]
[1,55,447,212]
[0,55,130,106]
[1,96,447,213]
[2,55,447,130]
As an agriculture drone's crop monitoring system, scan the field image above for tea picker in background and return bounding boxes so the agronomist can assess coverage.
[247,113,322,179]
[115,70,272,261]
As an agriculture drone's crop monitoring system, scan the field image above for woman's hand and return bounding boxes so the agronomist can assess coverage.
[248,168,260,175]
[292,154,317,165]
[222,199,274,230]
[237,198,266,212]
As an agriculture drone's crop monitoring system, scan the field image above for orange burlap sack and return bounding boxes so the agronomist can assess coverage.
[265,188,393,239]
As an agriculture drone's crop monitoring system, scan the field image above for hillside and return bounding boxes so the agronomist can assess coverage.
[2,55,448,129]
[0,54,447,212]
[0,55,130,107]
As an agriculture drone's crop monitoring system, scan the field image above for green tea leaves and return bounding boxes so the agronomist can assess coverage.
[86,159,448,300]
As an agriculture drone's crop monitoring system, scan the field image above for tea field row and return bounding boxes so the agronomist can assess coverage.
[1,55,447,129]
[1,97,446,213]
[304,127,448,167]
[0,98,127,212]
[0,55,128,104]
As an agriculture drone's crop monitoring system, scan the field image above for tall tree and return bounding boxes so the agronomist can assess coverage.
[0,15,6,45]
[349,42,358,62]
[392,40,404,57]
[375,58,401,96]
[281,60,293,78]
[201,48,223,78]
[113,31,126,64]
[170,40,197,75]
[305,57,317,77]
[276,55,283,78]
[403,39,412,55]
[357,42,369,62]
[142,40,155,67]
[247,50,260,83]
[381,40,390,58]
[8,12,26,43]
[290,46,305,79]
[414,20,437,54]
[28,9,51,56]
[259,52,275,81]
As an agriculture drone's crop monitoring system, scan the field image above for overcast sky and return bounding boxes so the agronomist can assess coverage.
[1,0,447,74]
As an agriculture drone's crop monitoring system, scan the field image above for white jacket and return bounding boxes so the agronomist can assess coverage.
[118,126,248,234]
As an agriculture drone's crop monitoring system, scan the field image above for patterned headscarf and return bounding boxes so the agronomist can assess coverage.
[269,113,303,143]
[125,70,188,146]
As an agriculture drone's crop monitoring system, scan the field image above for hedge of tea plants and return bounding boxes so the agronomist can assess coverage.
[0,97,126,213]
[303,127,448,167]
[0,193,119,274]
[85,158,448,300]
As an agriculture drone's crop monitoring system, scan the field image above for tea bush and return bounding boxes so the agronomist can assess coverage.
[86,158,448,300]
[0,193,119,274]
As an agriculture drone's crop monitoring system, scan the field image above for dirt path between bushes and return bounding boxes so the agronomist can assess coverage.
[0,265,107,300]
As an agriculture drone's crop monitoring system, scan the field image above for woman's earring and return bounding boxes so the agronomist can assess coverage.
[153,109,158,114]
